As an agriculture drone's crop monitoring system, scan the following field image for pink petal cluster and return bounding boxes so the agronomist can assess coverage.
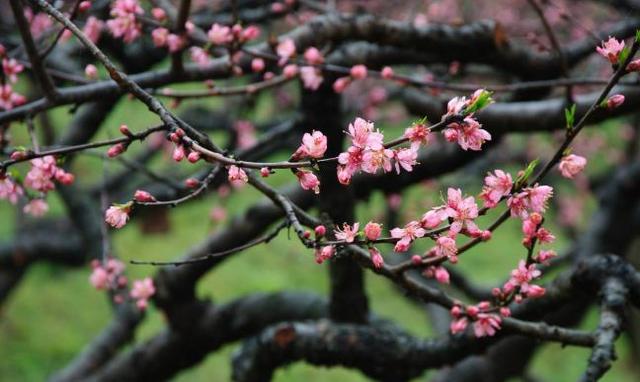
[24,8,53,38]
[369,247,384,269]
[294,130,327,159]
[89,258,126,291]
[390,221,425,252]
[106,0,143,43]
[480,169,513,208]
[189,47,211,68]
[403,122,431,150]
[507,184,553,219]
[23,199,49,217]
[596,37,625,64]
[296,170,320,194]
[228,165,248,184]
[208,23,233,45]
[443,117,491,151]
[314,245,334,264]
[0,177,24,204]
[443,188,480,235]
[363,221,382,241]
[2,58,24,83]
[0,84,27,110]
[105,205,130,228]
[334,222,359,243]
[130,277,156,310]
[24,156,74,192]
[450,302,502,337]
[300,66,324,90]
[558,154,587,179]
[423,265,450,284]
[502,260,545,299]
[235,120,257,149]
[276,38,296,65]
[83,16,104,44]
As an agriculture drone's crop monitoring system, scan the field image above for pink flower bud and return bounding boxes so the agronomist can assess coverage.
[84,64,98,79]
[314,225,326,237]
[303,230,311,239]
[332,76,350,93]
[450,305,462,317]
[152,7,167,21]
[627,59,640,72]
[185,178,200,188]
[134,190,156,202]
[107,143,126,158]
[369,247,384,269]
[260,167,270,177]
[558,154,587,179]
[251,58,265,73]
[500,307,511,317]
[119,124,131,136]
[411,255,422,265]
[481,230,492,241]
[303,47,324,65]
[606,94,625,109]
[241,25,260,41]
[527,285,546,298]
[187,151,201,163]
[283,64,298,78]
[466,305,479,318]
[10,151,26,160]
[381,66,394,79]
[56,172,75,185]
[434,266,450,284]
[79,1,91,12]
[172,145,185,162]
[350,64,367,79]
[363,221,382,241]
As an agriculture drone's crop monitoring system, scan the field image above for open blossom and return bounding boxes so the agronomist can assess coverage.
[480,169,513,208]
[105,205,130,228]
[433,236,457,259]
[503,260,541,294]
[362,148,394,174]
[315,245,334,264]
[107,0,143,43]
[276,38,296,64]
[421,208,445,229]
[295,130,327,159]
[347,118,383,149]
[208,23,233,45]
[558,154,587,179]
[296,170,320,193]
[228,165,248,183]
[394,147,418,174]
[334,222,360,243]
[89,267,109,290]
[0,84,26,110]
[535,249,557,264]
[130,277,156,310]
[508,185,553,218]
[445,96,467,117]
[443,117,491,151]
[167,34,186,53]
[369,247,384,269]
[391,221,425,252]
[24,156,73,192]
[444,188,480,235]
[473,313,502,337]
[2,58,24,83]
[403,122,431,149]
[300,66,323,90]
[596,37,625,64]
[23,199,49,217]
[0,177,23,204]
[190,47,211,68]
[152,27,169,47]
[450,317,469,334]
[363,221,382,241]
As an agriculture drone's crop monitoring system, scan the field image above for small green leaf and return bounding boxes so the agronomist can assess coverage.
[635,29,640,43]
[516,159,539,187]
[618,46,631,65]
[464,89,494,115]
[564,104,576,129]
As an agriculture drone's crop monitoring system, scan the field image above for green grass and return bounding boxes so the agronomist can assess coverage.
[1,92,638,381]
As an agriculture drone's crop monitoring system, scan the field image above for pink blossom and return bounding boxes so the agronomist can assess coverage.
[362,148,394,174]
[525,185,553,214]
[105,205,130,228]
[443,117,491,151]
[433,236,458,259]
[535,249,557,264]
[421,209,444,229]
[295,131,328,160]
[79,1,92,12]
[152,28,169,47]
[504,260,541,295]
[445,188,480,235]
[596,37,625,64]
[369,247,384,269]
[0,177,23,204]
[304,47,324,65]
[151,7,167,21]
[332,76,351,93]
[296,170,320,193]
[167,34,186,53]
[208,23,233,45]
[334,222,359,243]
[480,169,513,208]
[172,145,185,162]
[347,117,383,149]
[260,167,270,177]
[130,277,155,309]
[391,221,425,252]
[363,221,382,241]
[300,66,323,90]
[559,154,587,178]
[2,58,24,83]
[235,120,257,149]
[473,313,501,337]
[315,245,334,264]
[89,267,109,290]
[23,199,49,217]
[336,165,355,185]
[606,94,625,109]
[107,1,143,43]
[189,47,211,68]
[535,227,555,244]
[276,38,296,65]
[24,156,59,192]
[26,9,53,38]
[381,66,394,79]
[0,84,26,110]
[424,265,450,284]
[627,59,640,72]
[403,123,431,149]
[83,16,104,44]
[350,64,368,79]
[85,64,98,79]
[228,165,248,183]
[240,25,261,42]
[445,96,467,117]
[450,317,468,334]
[394,147,418,173]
